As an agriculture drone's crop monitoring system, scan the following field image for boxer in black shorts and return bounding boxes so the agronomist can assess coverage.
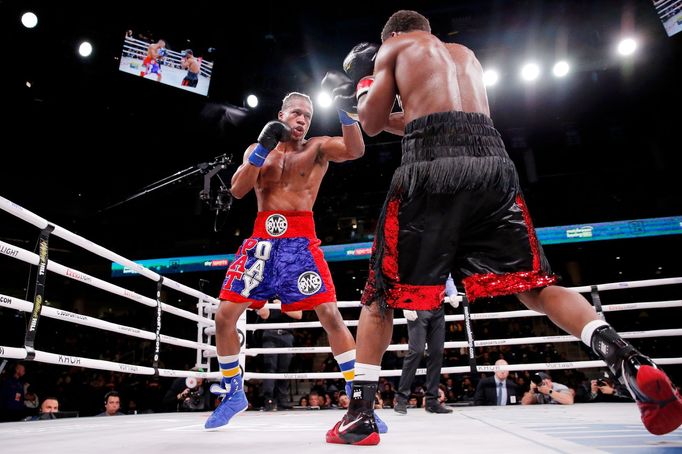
[326,10,682,446]
[361,110,556,310]
[181,50,200,88]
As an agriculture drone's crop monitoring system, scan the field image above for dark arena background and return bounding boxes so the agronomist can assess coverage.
[1,1,681,452]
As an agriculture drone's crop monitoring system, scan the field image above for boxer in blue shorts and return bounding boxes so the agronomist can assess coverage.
[220,211,336,311]
[140,39,165,82]
[205,91,387,433]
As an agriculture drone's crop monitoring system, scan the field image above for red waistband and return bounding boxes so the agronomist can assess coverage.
[252,211,317,239]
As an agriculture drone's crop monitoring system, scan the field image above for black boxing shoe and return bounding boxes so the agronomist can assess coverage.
[326,410,380,445]
[591,325,682,435]
[622,356,682,435]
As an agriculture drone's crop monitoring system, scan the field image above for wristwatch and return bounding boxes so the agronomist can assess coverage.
[548,389,553,395]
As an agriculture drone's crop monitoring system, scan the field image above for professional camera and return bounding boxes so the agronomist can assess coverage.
[188,389,202,406]
[530,373,544,386]
[181,376,206,411]
[596,378,608,387]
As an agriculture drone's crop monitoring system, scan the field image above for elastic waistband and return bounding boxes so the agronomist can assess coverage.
[401,110,506,164]
[405,110,494,135]
[252,211,317,238]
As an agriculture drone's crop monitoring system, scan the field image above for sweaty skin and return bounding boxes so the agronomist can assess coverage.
[214,96,364,367]
[358,30,490,136]
[182,55,201,74]
[147,41,165,60]
[230,97,364,210]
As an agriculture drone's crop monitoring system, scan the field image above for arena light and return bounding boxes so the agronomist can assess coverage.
[520,63,540,82]
[483,69,499,87]
[21,12,38,29]
[78,41,93,57]
[246,94,259,109]
[617,38,637,56]
[317,91,333,108]
[552,61,570,78]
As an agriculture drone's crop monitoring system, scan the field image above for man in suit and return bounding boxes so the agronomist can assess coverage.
[474,359,520,405]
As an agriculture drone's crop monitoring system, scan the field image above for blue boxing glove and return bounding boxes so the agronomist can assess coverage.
[248,121,291,167]
[321,70,358,125]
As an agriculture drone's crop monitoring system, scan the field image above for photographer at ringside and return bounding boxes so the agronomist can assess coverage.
[521,372,574,405]
[587,373,633,403]
[163,368,212,412]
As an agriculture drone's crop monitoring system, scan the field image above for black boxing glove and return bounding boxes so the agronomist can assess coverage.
[321,70,358,125]
[343,42,379,84]
[248,121,291,167]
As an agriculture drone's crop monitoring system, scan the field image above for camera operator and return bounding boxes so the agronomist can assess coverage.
[588,374,633,403]
[522,372,574,405]
[163,368,212,412]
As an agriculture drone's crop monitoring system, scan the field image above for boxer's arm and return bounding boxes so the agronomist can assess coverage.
[383,112,405,136]
[318,124,365,163]
[357,44,398,136]
[230,145,261,199]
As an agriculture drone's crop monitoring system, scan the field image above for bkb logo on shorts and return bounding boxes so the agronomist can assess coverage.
[265,214,288,237]
[297,271,322,295]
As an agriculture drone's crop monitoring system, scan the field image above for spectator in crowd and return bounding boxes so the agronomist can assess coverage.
[522,372,574,405]
[1,363,27,421]
[338,393,350,409]
[474,359,522,405]
[97,391,124,416]
[23,384,39,410]
[163,370,212,412]
[308,391,323,408]
[587,374,633,403]
[25,396,60,421]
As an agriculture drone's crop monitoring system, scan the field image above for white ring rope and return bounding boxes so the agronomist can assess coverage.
[0,293,216,352]
[235,328,682,357]
[204,300,682,336]
[206,300,682,357]
[0,239,210,326]
[243,358,682,380]
[1,195,680,384]
[0,196,220,308]
[202,276,682,317]
[0,195,221,379]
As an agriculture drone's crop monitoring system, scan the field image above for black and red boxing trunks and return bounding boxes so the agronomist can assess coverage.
[363,110,556,310]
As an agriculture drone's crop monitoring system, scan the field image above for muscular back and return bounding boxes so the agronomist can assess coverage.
[375,31,490,125]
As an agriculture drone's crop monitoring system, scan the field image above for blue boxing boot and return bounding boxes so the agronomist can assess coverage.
[205,374,248,430]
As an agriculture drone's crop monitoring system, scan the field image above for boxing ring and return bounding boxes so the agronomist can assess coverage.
[1,195,681,453]
[2,403,681,453]
[118,35,213,95]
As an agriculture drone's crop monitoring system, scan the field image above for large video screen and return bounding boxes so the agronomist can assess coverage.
[118,30,215,96]
[653,0,682,37]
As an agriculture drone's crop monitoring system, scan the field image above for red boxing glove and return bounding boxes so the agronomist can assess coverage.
[356,76,374,100]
